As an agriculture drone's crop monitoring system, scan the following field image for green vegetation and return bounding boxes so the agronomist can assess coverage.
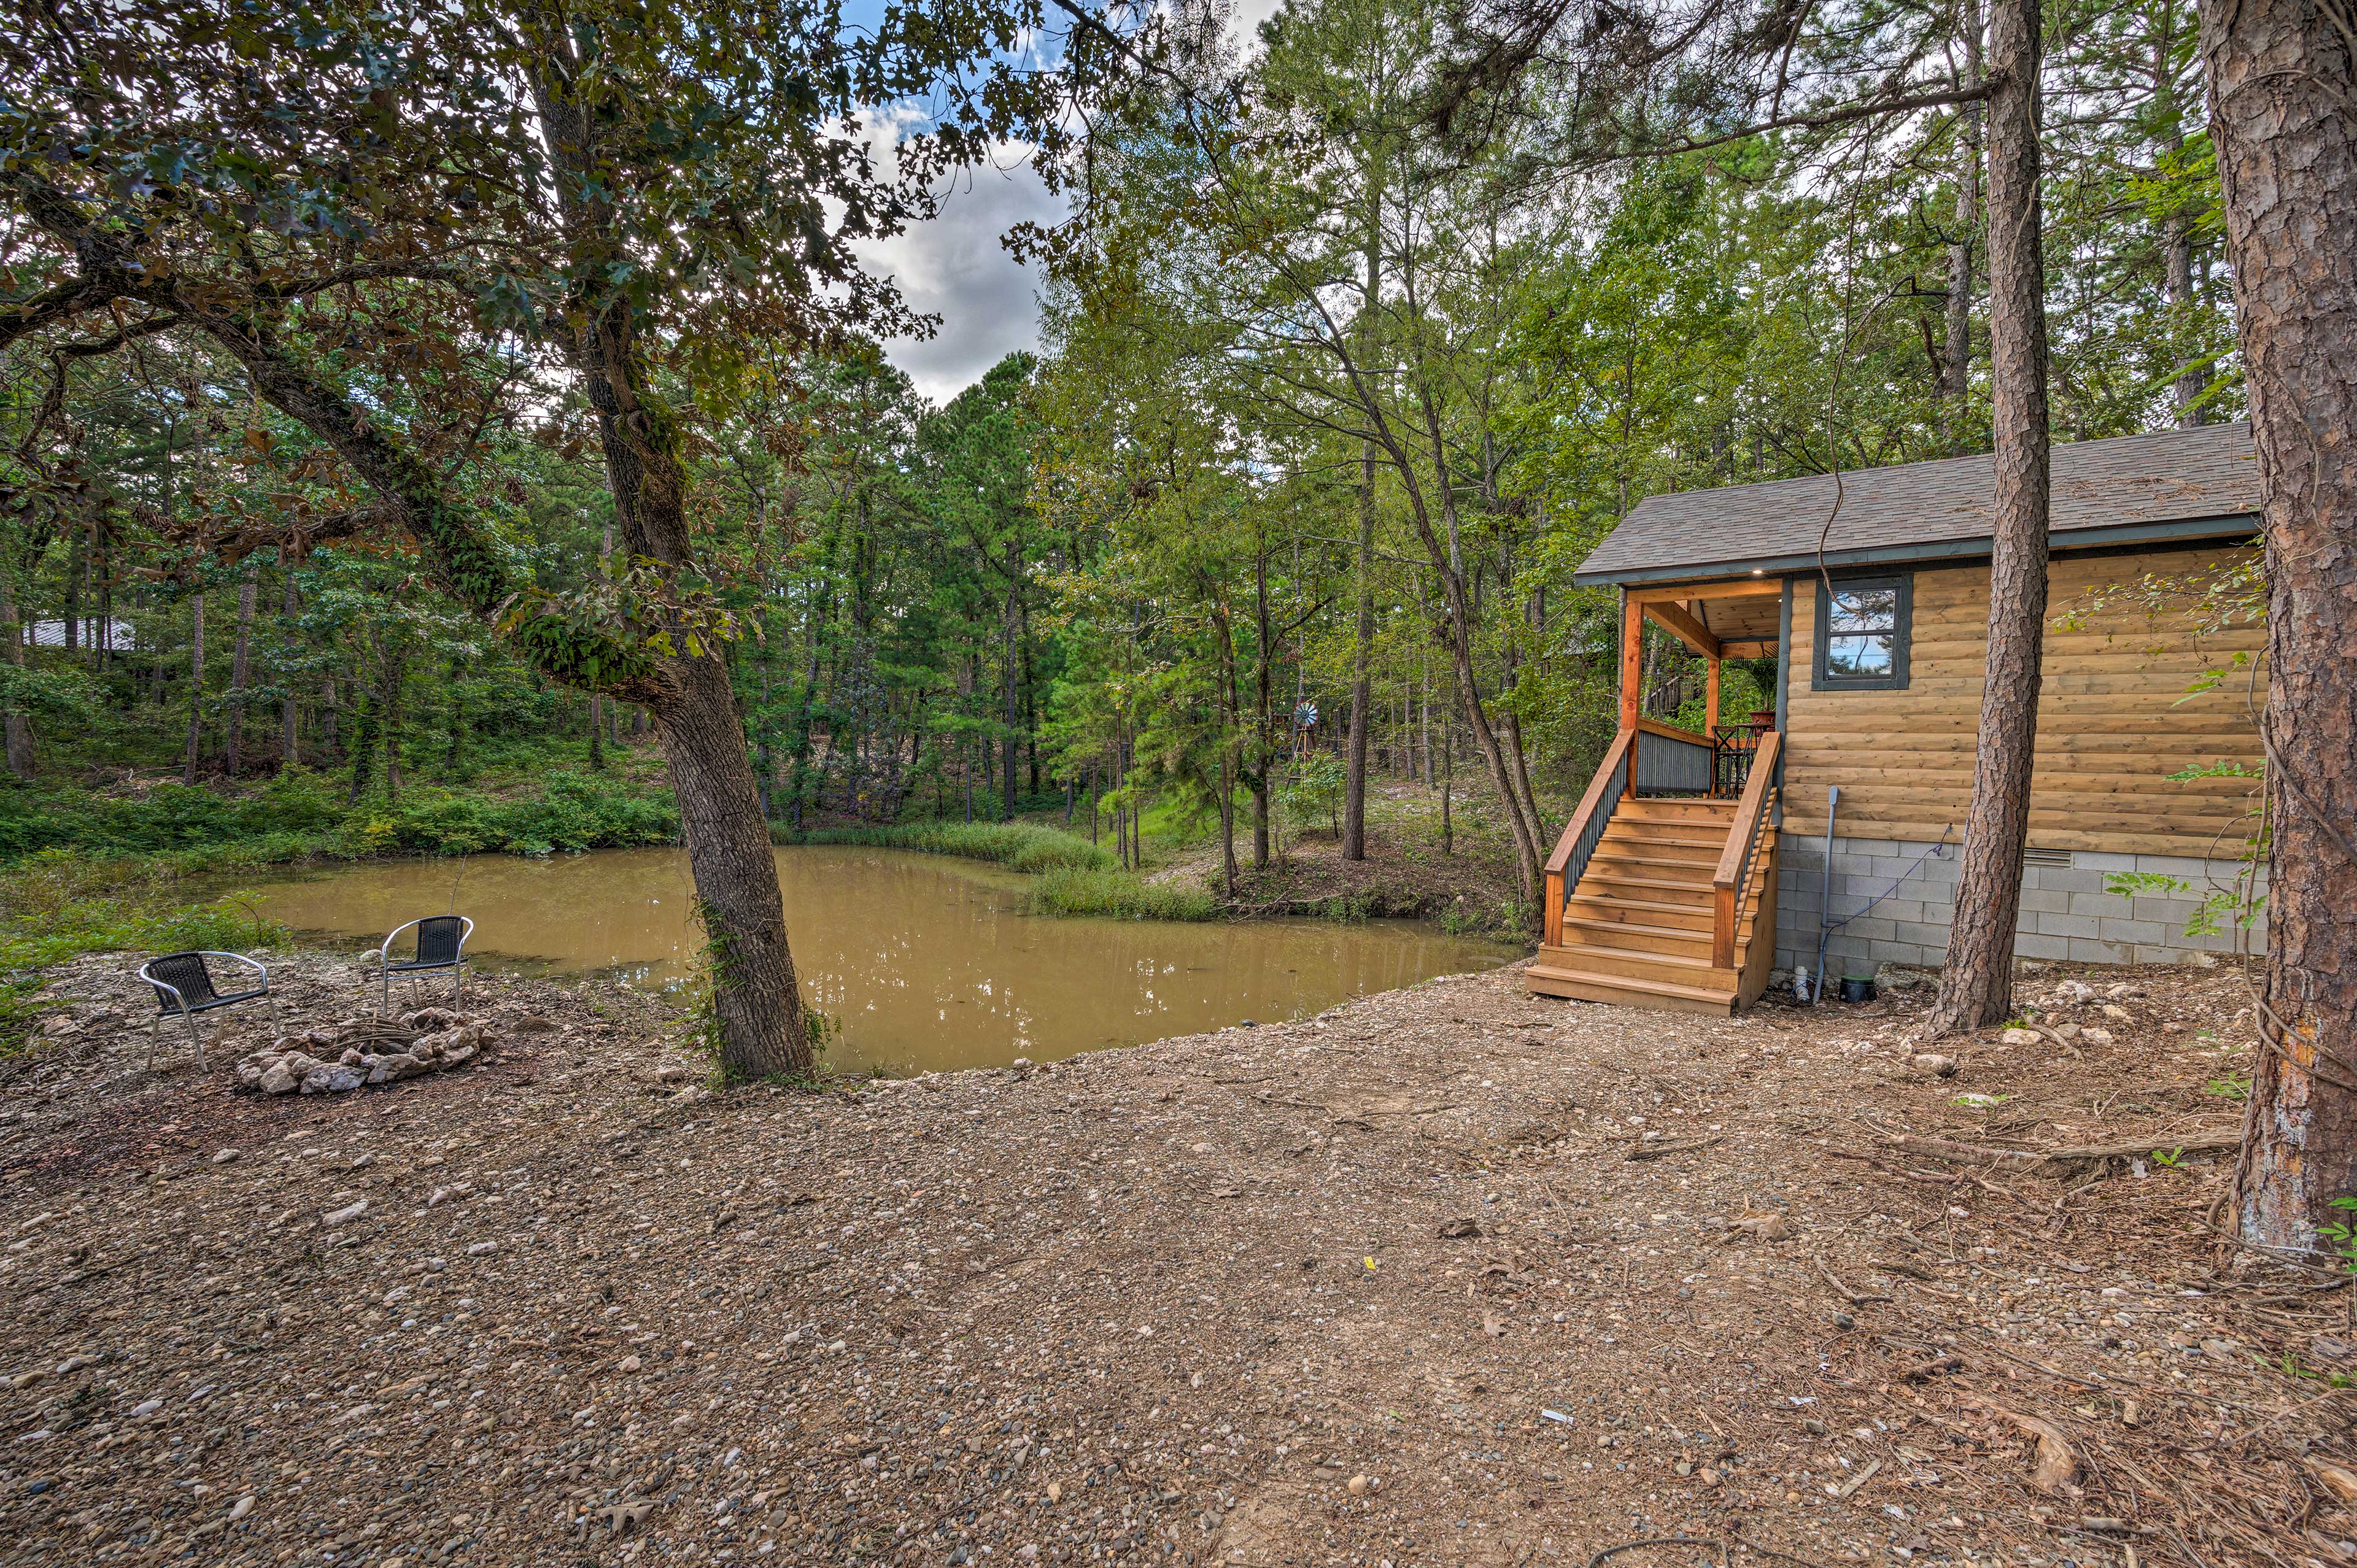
[0,851,288,1051]
[799,821,1115,875]
[1024,867,1221,922]
[0,768,679,873]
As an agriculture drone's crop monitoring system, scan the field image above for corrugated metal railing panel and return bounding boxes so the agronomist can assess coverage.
[1562,748,1628,906]
[1634,728,1713,795]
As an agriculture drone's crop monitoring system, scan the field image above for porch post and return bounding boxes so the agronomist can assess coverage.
[1705,653,1722,736]
[1619,589,1642,797]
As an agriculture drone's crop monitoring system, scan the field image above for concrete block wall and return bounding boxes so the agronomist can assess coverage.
[1773,834,2264,978]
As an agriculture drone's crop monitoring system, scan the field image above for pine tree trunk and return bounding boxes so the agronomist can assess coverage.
[1344,205,1379,863]
[1925,0,2051,1038]
[1002,582,1020,822]
[280,569,301,770]
[1944,0,1985,450]
[227,559,257,776]
[183,585,206,786]
[0,576,31,779]
[2197,0,2357,1248]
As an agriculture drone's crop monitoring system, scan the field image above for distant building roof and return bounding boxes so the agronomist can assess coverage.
[1573,422,2261,586]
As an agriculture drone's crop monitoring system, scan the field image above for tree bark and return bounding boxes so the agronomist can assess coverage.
[2197,0,2357,1248]
[183,582,206,786]
[1925,0,2051,1038]
[1944,0,1985,450]
[2156,23,2208,427]
[1344,203,1379,863]
[280,566,301,770]
[0,574,31,779]
[227,558,257,776]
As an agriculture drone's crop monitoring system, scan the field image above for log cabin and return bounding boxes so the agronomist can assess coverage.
[1531,422,2267,1014]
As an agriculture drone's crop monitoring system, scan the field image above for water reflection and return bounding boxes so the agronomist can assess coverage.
[243,845,1517,1076]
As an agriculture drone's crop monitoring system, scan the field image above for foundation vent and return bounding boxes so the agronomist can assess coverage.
[2021,848,2075,869]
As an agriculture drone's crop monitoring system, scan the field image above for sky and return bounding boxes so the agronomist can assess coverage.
[852,0,1288,406]
[851,144,1064,406]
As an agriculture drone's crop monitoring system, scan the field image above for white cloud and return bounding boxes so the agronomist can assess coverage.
[852,120,1066,406]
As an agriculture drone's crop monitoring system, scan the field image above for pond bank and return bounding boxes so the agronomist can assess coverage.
[0,948,2310,1566]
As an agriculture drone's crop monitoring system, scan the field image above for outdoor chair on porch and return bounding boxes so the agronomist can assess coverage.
[137,950,279,1069]
[377,915,474,1016]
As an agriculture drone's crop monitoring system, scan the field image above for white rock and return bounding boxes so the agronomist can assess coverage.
[2000,1027,2041,1047]
[2081,1027,2116,1046]
[466,1241,498,1256]
[322,1200,368,1228]
[211,1148,239,1165]
[259,1064,300,1095]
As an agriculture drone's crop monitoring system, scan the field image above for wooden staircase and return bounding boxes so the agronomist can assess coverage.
[1529,729,1782,1016]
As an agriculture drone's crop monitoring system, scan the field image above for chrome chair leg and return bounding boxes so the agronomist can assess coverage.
[182,1006,205,1068]
[147,1010,162,1072]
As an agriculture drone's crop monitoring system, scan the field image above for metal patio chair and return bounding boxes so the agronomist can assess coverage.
[378,915,474,1016]
[137,950,279,1069]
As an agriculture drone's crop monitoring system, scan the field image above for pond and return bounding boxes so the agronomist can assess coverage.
[241,846,1520,1077]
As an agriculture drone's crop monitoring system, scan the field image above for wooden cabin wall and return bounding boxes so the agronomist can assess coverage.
[1780,546,2264,857]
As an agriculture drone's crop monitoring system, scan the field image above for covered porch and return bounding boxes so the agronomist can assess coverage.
[1530,579,1788,1014]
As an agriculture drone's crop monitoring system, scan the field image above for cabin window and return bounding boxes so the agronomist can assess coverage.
[1811,574,1911,690]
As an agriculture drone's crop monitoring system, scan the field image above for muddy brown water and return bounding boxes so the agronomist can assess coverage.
[240,846,1518,1077]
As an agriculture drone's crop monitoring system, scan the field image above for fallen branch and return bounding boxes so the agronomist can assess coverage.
[1876,1128,2239,1178]
[1815,1253,1890,1305]
[1965,1397,2080,1493]
[1627,1136,1722,1162]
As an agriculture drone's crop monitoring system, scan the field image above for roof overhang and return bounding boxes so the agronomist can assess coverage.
[1569,512,2262,590]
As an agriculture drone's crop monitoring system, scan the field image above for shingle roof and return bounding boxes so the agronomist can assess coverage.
[1573,422,2260,585]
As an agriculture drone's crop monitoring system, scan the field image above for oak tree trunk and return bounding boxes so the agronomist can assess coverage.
[1925,0,2051,1038]
[2198,0,2357,1246]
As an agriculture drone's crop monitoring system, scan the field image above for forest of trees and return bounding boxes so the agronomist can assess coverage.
[2,0,2350,1244]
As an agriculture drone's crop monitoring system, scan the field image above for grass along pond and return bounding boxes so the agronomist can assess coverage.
[238,844,1518,1077]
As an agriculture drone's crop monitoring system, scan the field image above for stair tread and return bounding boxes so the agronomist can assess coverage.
[1526,965,1740,1004]
[1560,915,1759,944]
[1601,831,1729,849]
[1593,847,1721,867]
[1547,940,1726,973]
[1578,870,1730,894]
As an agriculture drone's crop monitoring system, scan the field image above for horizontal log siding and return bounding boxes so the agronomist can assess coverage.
[1782,548,2264,856]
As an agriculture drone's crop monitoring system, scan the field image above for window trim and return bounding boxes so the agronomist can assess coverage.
[1810,571,1913,692]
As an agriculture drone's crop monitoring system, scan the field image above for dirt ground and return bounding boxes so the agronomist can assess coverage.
[0,948,2347,1568]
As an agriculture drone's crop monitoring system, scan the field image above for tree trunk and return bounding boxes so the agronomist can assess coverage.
[1944,0,1985,450]
[1344,206,1378,863]
[2198,0,2357,1248]
[346,688,376,804]
[280,567,301,770]
[227,558,257,776]
[1925,0,2051,1038]
[0,575,31,779]
[182,584,206,786]
[527,60,810,1079]
[2157,28,2208,428]
[382,647,404,799]
[1000,576,1022,822]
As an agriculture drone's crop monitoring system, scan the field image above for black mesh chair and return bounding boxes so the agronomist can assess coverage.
[136,950,277,1068]
[379,915,474,1015]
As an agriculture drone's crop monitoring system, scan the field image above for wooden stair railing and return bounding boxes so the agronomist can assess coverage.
[1709,729,1782,970]
[1542,728,1633,948]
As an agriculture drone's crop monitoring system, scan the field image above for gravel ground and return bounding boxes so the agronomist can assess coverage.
[0,949,2343,1568]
